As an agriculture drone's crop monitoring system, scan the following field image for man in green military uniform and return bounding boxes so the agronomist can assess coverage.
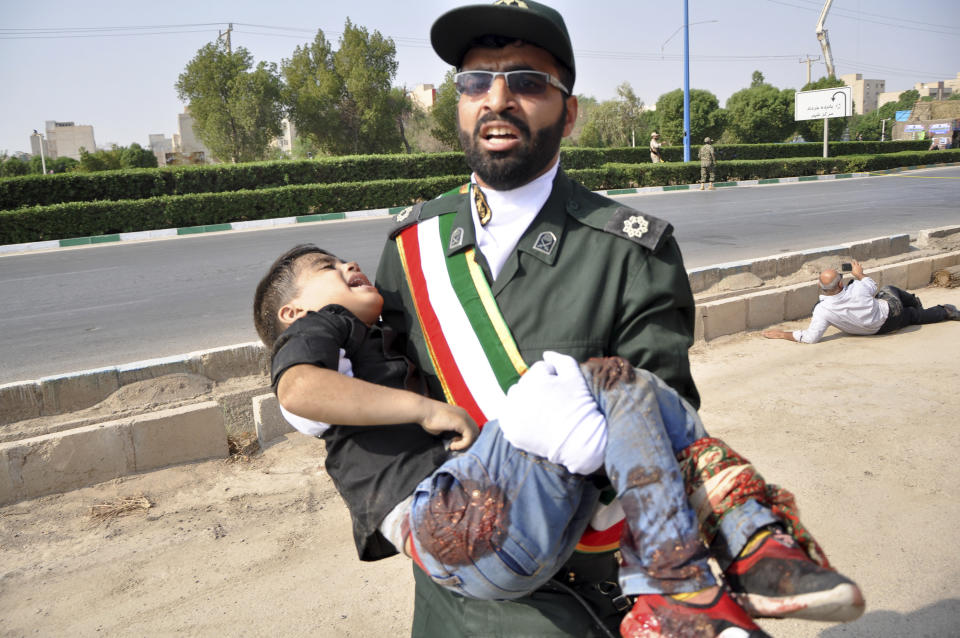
[699,137,717,190]
[375,2,863,636]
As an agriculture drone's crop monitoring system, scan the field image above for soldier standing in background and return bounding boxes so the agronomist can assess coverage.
[699,136,716,190]
[649,131,663,162]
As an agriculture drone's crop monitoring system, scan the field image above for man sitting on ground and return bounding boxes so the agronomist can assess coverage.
[762,260,959,343]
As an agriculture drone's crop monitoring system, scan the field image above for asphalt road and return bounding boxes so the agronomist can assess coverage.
[1,165,957,384]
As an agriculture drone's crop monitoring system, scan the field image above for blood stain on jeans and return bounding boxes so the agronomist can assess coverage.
[627,467,663,488]
[415,477,508,566]
[583,356,635,390]
[645,536,712,591]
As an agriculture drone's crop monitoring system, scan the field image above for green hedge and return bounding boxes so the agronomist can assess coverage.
[596,150,960,188]
[0,141,929,211]
[0,175,469,244]
[3,150,956,245]
[654,140,928,164]
[0,153,471,211]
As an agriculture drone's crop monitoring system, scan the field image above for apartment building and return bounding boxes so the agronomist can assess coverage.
[148,134,174,166]
[39,120,96,161]
[169,108,214,164]
[269,118,297,156]
[839,74,885,114]
[408,84,437,111]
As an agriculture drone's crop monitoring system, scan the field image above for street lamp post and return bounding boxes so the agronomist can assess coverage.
[881,118,891,142]
[32,129,47,174]
[660,11,716,162]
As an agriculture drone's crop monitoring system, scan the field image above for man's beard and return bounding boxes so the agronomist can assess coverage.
[458,102,567,191]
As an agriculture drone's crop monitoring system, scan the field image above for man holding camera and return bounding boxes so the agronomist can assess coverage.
[762,260,960,344]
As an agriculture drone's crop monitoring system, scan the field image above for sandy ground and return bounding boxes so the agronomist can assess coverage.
[2,287,959,638]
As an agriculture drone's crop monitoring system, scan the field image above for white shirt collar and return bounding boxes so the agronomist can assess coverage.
[469,160,559,280]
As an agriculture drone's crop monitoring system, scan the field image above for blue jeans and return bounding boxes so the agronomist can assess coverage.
[408,359,777,600]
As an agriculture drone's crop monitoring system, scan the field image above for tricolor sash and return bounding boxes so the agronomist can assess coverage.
[396,213,527,427]
[395,211,625,553]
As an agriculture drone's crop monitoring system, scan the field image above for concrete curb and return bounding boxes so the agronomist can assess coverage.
[687,233,913,295]
[694,248,960,342]
[0,402,227,505]
[1,225,959,505]
[0,342,268,426]
[3,162,957,257]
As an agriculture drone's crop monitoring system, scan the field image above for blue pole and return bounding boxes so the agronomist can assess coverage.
[683,0,691,162]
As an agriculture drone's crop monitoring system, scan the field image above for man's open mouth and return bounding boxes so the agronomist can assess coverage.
[482,126,518,141]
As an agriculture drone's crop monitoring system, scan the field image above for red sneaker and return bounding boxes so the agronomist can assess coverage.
[725,528,865,622]
[620,588,771,638]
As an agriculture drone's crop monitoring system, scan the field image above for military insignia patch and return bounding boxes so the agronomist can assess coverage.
[533,231,557,255]
[494,0,529,8]
[449,227,465,250]
[389,201,425,238]
[622,215,649,239]
[603,207,672,252]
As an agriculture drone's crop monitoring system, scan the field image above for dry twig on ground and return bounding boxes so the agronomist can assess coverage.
[227,432,261,462]
[88,495,153,522]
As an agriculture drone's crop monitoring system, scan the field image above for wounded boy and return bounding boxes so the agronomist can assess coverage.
[253,244,864,638]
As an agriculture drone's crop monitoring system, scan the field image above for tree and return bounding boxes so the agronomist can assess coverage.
[120,143,158,168]
[794,76,848,142]
[654,89,725,147]
[282,20,405,155]
[0,156,29,177]
[391,87,415,153]
[579,100,623,147]
[576,83,647,148]
[850,89,923,141]
[78,147,118,172]
[724,73,795,143]
[564,94,597,146]
[429,69,460,150]
[176,41,284,163]
[876,89,920,119]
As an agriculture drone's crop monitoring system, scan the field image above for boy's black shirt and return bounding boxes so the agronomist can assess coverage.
[271,305,449,561]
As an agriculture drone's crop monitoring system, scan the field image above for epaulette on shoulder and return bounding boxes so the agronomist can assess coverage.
[388,184,469,239]
[568,187,673,252]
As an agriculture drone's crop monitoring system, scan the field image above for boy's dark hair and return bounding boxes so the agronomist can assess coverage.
[253,244,336,349]
[464,35,574,95]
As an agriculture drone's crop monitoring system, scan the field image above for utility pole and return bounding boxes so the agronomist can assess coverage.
[799,55,821,85]
[218,23,233,53]
[32,129,46,175]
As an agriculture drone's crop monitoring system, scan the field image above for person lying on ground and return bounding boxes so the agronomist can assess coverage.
[763,259,959,344]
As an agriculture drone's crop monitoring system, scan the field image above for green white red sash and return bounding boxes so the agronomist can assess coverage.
[396,210,624,553]
[396,213,527,427]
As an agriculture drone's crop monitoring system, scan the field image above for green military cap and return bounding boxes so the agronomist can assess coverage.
[431,0,575,89]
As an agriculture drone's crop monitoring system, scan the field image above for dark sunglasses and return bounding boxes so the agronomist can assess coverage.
[453,70,570,97]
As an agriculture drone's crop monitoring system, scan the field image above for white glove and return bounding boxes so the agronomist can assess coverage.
[498,351,607,475]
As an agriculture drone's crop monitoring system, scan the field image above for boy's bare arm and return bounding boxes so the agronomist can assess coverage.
[276,364,478,450]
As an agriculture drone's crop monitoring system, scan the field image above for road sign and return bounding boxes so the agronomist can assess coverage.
[794,86,852,121]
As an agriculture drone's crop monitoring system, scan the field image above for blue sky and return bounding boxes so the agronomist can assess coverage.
[1,0,957,154]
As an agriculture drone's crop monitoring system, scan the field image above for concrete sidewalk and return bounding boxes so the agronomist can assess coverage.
[691,284,960,637]
[1,227,959,507]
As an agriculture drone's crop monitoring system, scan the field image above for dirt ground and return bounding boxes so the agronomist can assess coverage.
[2,287,959,638]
